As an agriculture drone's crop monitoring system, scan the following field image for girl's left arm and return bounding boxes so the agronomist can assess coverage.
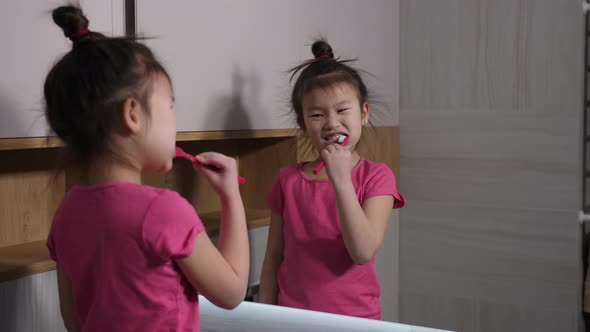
[332,180,394,265]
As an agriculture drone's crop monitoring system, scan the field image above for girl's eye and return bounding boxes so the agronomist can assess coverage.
[310,113,323,118]
[338,108,350,113]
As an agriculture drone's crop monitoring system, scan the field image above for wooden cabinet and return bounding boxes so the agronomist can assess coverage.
[0,129,302,282]
[0,126,399,283]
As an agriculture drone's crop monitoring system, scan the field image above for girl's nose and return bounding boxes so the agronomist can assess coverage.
[324,114,341,129]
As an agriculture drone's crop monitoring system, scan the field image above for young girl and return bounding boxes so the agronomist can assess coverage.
[45,6,249,331]
[259,40,405,320]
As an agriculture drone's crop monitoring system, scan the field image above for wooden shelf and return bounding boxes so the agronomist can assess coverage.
[176,129,298,141]
[0,240,55,283]
[0,129,299,151]
[0,209,270,283]
[0,126,397,283]
[0,136,62,151]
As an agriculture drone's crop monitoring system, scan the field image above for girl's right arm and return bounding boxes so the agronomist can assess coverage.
[175,152,250,309]
[258,213,284,304]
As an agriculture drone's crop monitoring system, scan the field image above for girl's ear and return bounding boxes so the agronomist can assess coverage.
[120,97,143,134]
[361,102,370,126]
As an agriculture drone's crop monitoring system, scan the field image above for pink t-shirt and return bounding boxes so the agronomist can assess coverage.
[266,159,405,319]
[47,182,205,332]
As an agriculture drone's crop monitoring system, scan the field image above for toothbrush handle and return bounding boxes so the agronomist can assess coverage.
[313,161,325,175]
[176,147,245,184]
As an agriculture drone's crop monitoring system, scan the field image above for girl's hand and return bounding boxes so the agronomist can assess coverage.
[194,152,240,200]
[321,143,352,184]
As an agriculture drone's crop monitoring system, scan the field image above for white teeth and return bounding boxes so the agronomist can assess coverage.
[323,133,348,143]
[323,134,347,143]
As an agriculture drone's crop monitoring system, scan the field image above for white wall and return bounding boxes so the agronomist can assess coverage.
[0,0,124,138]
[136,0,400,131]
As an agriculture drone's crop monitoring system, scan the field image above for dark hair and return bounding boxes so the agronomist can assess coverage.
[289,39,369,129]
[44,5,170,165]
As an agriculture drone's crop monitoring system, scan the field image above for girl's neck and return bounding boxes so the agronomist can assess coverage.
[79,154,142,186]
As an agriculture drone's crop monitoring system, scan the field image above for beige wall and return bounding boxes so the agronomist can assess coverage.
[399,0,582,331]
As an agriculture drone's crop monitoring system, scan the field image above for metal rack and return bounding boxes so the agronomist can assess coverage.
[582,3,590,329]
[582,1,590,221]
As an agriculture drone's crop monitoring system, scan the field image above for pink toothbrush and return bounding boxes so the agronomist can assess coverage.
[175,147,246,185]
[313,134,350,175]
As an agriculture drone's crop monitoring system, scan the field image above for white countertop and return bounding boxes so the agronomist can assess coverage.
[199,295,452,332]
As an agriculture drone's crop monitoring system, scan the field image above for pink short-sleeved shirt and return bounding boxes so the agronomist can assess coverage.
[47,182,205,331]
[266,159,405,319]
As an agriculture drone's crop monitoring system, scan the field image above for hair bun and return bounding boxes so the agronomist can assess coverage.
[311,40,334,59]
[52,6,89,40]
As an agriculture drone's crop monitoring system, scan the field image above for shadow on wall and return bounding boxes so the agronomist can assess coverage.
[0,89,47,138]
[205,66,271,131]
